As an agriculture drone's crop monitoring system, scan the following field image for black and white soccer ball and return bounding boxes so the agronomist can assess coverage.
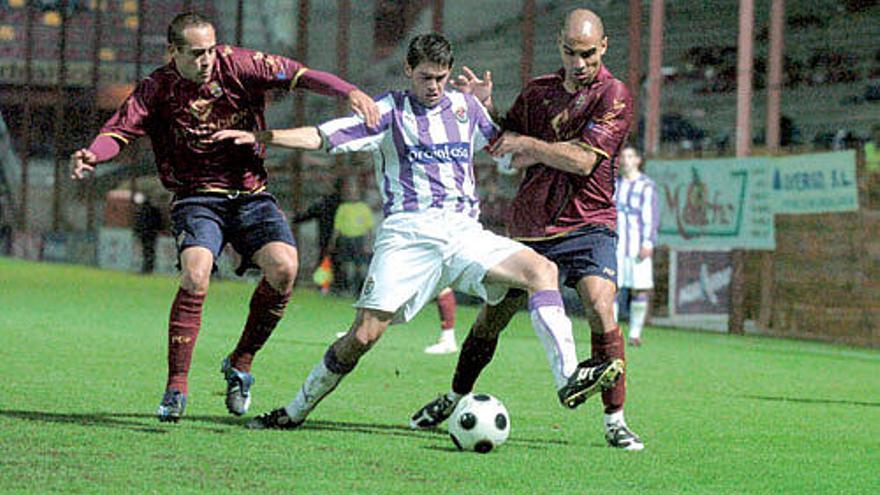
[448,393,510,453]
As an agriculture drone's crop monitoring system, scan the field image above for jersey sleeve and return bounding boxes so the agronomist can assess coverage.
[96,78,156,146]
[641,180,660,248]
[230,46,355,97]
[503,90,528,134]
[317,93,393,154]
[577,81,633,161]
[468,95,500,151]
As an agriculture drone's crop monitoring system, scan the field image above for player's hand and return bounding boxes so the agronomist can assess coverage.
[638,246,653,260]
[348,89,379,128]
[69,148,97,180]
[210,129,257,145]
[488,131,528,157]
[451,66,493,107]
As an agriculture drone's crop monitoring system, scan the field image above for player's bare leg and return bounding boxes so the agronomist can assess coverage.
[425,287,458,354]
[577,275,643,451]
[247,308,393,429]
[628,289,650,346]
[158,246,212,422]
[222,242,298,415]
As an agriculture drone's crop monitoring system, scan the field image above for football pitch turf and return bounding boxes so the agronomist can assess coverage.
[1,257,878,494]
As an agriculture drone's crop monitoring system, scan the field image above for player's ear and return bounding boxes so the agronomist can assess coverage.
[404,62,413,78]
[599,36,608,56]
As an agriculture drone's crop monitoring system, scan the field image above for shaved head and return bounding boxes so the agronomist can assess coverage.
[557,8,608,90]
[561,8,605,42]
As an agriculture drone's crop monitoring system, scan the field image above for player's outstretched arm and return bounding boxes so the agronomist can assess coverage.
[211,127,323,150]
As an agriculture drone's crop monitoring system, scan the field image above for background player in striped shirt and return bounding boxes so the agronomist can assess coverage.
[213,33,598,430]
[69,12,379,422]
[614,146,659,347]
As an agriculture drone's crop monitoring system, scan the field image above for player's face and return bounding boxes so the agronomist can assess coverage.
[558,31,607,90]
[620,147,642,175]
[171,25,217,84]
[405,61,452,107]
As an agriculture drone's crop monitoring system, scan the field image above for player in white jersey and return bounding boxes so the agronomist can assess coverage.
[614,146,659,346]
[213,33,600,430]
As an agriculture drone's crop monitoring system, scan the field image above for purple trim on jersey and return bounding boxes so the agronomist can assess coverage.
[625,178,639,256]
[463,95,486,216]
[527,290,564,310]
[414,103,446,208]
[439,104,467,211]
[390,96,418,212]
[324,109,393,149]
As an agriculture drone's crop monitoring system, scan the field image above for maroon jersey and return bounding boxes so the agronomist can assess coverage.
[505,65,633,240]
[96,45,354,195]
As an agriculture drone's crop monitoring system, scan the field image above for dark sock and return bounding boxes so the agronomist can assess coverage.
[166,288,206,394]
[592,328,626,414]
[451,329,499,395]
[230,278,291,372]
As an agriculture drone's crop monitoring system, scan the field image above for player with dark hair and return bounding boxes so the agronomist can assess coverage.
[615,146,659,347]
[213,32,601,431]
[409,8,645,450]
[70,12,378,422]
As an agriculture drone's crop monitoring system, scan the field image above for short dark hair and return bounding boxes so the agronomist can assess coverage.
[167,12,213,46]
[406,33,454,69]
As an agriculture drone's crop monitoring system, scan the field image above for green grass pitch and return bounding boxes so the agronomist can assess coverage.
[1,257,877,494]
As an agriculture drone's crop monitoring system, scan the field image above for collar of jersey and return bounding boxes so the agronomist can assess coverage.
[407,92,452,115]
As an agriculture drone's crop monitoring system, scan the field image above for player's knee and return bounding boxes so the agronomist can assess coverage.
[525,255,558,290]
[181,265,211,293]
[266,256,298,290]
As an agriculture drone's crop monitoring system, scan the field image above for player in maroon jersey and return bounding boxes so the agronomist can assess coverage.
[410,8,644,450]
[69,12,378,423]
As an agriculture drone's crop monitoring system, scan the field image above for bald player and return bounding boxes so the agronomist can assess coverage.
[410,8,644,450]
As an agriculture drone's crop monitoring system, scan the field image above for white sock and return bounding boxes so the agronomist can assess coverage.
[629,298,648,340]
[284,358,344,422]
[613,300,619,323]
[528,291,578,390]
[439,328,455,343]
[604,410,625,428]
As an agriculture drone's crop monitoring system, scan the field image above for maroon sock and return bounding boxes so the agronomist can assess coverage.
[451,329,499,395]
[437,290,457,330]
[591,327,626,414]
[166,288,205,395]
[229,278,291,372]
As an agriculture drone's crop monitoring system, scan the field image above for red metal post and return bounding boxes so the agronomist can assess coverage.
[627,0,642,138]
[644,0,664,157]
[87,2,105,233]
[765,0,784,153]
[520,0,535,88]
[290,0,310,216]
[235,0,244,46]
[19,2,34,230]
[730,0,755,335]
[432,0,444,33]
[52,0,70,232]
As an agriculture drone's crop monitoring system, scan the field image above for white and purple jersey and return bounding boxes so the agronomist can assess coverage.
[317,90,499,218]
[614,173,659,258]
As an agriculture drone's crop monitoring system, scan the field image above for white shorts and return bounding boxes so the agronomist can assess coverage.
[618,255,654,290]
[356,209,528,324]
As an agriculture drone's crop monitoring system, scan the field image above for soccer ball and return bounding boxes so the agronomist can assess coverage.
[448,393,510,453]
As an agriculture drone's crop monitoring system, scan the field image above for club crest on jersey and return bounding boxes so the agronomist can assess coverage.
[454,106,468,123]
[188,98,213,122]
[208,81,223,98]
[575,93,587,109]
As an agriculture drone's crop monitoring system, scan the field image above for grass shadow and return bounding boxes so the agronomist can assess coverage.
[740,395,880,408]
